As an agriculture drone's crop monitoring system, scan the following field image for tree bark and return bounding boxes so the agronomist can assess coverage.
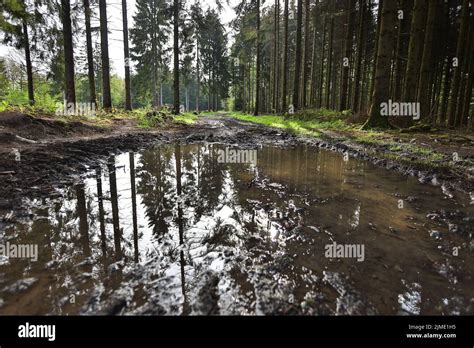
[61,0,76,107]
[363,0,397,129]
[196,39,200,112]
[325,12,334,108]
[302,0,310,108]
[122,0,132,110]
[340,0,356,111]
[417,0,437,121]
[447,0,470,126]
[282,0,290,113]
[352,0,367,113]
[173,0,180,114]
[99,0,112,110]
[83,0,96,108]
[293,0,303,111]
[254,0,261,116]
[403,0,427,102]
[22,19,34,106]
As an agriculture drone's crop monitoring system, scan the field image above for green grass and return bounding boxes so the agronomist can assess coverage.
[229,111,353,137]
[173,112,199,125]
[228,110,454,170]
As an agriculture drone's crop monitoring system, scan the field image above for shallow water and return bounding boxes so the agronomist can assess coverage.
[0,143,473,315]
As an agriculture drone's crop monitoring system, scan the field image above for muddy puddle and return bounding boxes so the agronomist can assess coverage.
[0,142,473,315]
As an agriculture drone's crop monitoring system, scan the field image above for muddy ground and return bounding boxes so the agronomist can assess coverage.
[0,111,473,217]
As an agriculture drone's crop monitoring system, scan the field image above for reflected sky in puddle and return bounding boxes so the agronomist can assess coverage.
[0,143,473,315]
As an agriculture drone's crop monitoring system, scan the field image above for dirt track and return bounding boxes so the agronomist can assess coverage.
[0,112,473,218]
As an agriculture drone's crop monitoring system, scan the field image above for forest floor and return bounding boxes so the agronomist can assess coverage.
[0,109,473,214]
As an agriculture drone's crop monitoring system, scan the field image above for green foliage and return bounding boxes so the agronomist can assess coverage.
[1,80,60,113]
[229,109,353,136]
[173,112,199,125]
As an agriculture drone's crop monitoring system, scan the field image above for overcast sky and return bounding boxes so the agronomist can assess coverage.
[1,0,238,78]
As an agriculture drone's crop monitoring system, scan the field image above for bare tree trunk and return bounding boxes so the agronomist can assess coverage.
[173,0,180,114]
[83,0,96,108]
[196,39,200,112]
[448,0,470,126]
[61,0,76,107]
[363,0,397,129]
[340,0,355,111]
[99,0,112,109]
[369,0,383,100]
[318,14,327,108]
[22,19,34,106]
[282,0,290,113]
[325,13,334,109]
[122,0,132,110]
[403,0,427,102]
[293,0,303,111]
[302,0,310,108]
[254,0,261,116]
[272,0,279,113]
[353,0,367,113]
[417,0,437,121]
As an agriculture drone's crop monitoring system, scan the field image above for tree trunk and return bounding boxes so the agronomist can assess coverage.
[403,0,427,102]
[196,40,200,112]
[447,0,470,126]
[83,0,96,108]
[293,0,303,111]
[318,14,327,108]
[352,0,367,113]
[173,0,180,114]
[325,13,334,108]
[22,19,34,106]
[99,0,112,110]
[369,0,383,99]
[122,0,132,110]
[272,0,279,113]
[302,0,310,108]
[417,0,437,121]
[61,0,76,107]
[282,0,290,113]
[363,0,397,129]
[340,0,355,111]
[254,0,261,116]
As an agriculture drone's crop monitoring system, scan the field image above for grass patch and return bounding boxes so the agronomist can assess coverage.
[229,109,453,170]
[173,112,199,125]
[229,110,354,137]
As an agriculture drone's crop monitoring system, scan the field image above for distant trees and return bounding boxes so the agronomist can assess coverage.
[0,0,36,105]
[130,0,170,109]
[229,0,473,129]
[1,0,471,130]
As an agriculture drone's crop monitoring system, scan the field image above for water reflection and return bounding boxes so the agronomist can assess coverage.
[0,143,473,315]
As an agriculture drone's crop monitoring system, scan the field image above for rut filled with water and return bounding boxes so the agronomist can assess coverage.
[0,143,473,315]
